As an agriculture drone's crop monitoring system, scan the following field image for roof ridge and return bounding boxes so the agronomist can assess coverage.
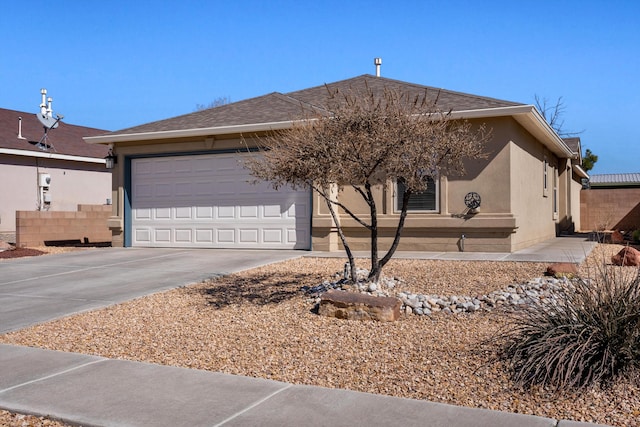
[286,74,523,107]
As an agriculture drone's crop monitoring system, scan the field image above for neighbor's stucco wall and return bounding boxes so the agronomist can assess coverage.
[0,154,111,233]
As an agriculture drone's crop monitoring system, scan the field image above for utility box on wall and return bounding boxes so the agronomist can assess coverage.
[39,173,51,187]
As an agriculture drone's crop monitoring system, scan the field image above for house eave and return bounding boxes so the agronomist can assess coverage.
[0,148,107,164]
[85,105,573,160]
[572,164,589,179]
[84,120,297,144]
[450,105,574,158]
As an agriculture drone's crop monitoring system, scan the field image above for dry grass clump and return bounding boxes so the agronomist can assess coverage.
[498,259,640,390]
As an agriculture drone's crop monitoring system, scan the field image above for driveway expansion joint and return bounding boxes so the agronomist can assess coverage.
[0,358,107,395]
[211,383,293,426]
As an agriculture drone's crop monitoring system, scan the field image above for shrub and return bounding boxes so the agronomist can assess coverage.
[633,229,640,244]
[499,262,640,390]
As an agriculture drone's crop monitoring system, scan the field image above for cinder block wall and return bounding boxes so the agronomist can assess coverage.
[580,188,640,232]
[16,205,112,247]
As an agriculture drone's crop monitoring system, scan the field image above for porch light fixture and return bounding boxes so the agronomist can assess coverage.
[105,149,117,169]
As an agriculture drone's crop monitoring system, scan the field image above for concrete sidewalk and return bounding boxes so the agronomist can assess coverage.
[309,235,598,263]
[0,344,607,427]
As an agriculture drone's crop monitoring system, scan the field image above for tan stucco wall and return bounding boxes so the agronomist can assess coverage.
[313,117,520,252]
[104,117,574,253]
[0,154,111,234]
[507,120,558,251]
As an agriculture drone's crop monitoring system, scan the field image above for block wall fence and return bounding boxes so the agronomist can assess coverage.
[580,188,640,232]
[16,204,112,247]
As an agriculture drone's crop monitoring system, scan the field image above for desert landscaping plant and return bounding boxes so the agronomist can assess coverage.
[499,260,640,390]
[246,84,489,282]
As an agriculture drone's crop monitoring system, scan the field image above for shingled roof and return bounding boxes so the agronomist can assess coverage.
[0,107,108,159]
[108,74,523,136]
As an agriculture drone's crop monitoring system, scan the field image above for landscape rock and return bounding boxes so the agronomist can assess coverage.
[546,262,579,278]
[611,230,625,244]
[319,289,402,322]
[611,246,640,266]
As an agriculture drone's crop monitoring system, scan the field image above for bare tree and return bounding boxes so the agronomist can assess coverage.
[194,96,231,111]
[534,95,583,137]
[247,85,490,283]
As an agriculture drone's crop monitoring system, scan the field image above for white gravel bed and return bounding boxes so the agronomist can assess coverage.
[0,244,638,427]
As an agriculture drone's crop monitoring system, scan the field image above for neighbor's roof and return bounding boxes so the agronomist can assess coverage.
[104,74,523,136]
[589,173,640,186]
[0,107,109,160]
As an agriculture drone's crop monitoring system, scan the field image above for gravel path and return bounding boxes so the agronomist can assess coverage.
[1,244,638,427]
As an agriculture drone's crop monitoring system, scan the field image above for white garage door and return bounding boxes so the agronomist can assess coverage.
[130,153,310,249]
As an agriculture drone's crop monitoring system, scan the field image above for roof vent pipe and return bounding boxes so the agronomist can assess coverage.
[374,57,382,77]
[47,97,53,118]
[17,117,25,139]
[40,88,48,116]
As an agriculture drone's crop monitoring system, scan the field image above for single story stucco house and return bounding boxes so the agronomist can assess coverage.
[85,75,588,252]
[0,102,110,236]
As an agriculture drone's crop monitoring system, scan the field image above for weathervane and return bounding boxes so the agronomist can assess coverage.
[34,88,63,151]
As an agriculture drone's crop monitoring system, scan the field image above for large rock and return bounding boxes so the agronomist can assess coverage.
[319,290,401,322]
[611,230,625,244]
[546,262,579,278]
[611,246,640,266]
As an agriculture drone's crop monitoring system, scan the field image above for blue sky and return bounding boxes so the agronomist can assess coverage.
[2,1,638,174]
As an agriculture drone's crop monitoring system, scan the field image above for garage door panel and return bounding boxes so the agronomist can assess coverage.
[195,207,213,219]
[175,207,192,219]
[131,153,310,249]
[175,229,192,243]
[195,229,214,243]
[155,208,172,220]
[239,229,259,243]
[217,229,235,243]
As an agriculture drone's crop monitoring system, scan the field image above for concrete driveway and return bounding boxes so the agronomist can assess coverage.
[0,248,303,334]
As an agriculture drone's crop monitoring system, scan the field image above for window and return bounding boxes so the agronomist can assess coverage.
[396,177,438,212]
[543,158,548,197]
[552,167,558,218]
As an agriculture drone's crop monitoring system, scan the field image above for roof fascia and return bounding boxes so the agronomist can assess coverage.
[0,148,106,164]
[84,105,573,159]
[84,120,297,145]
[572,164,589,179]
[449,105,574,158]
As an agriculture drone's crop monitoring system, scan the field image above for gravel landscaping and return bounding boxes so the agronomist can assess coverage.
[1,244,638,426]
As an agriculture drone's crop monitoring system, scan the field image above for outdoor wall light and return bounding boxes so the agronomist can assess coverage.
[105,149,117,169]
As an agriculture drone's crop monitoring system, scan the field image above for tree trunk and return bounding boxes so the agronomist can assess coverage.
[365,182,381,283]
[378,189,412,272]
[325,198,358,283]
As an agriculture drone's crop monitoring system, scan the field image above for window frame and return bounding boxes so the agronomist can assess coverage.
[394,176,440,213]
[543,158,549,197]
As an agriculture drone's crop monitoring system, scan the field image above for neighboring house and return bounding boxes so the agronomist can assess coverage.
[85,75,588,252]
[581,173,640,232]
[0,105,111,235]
